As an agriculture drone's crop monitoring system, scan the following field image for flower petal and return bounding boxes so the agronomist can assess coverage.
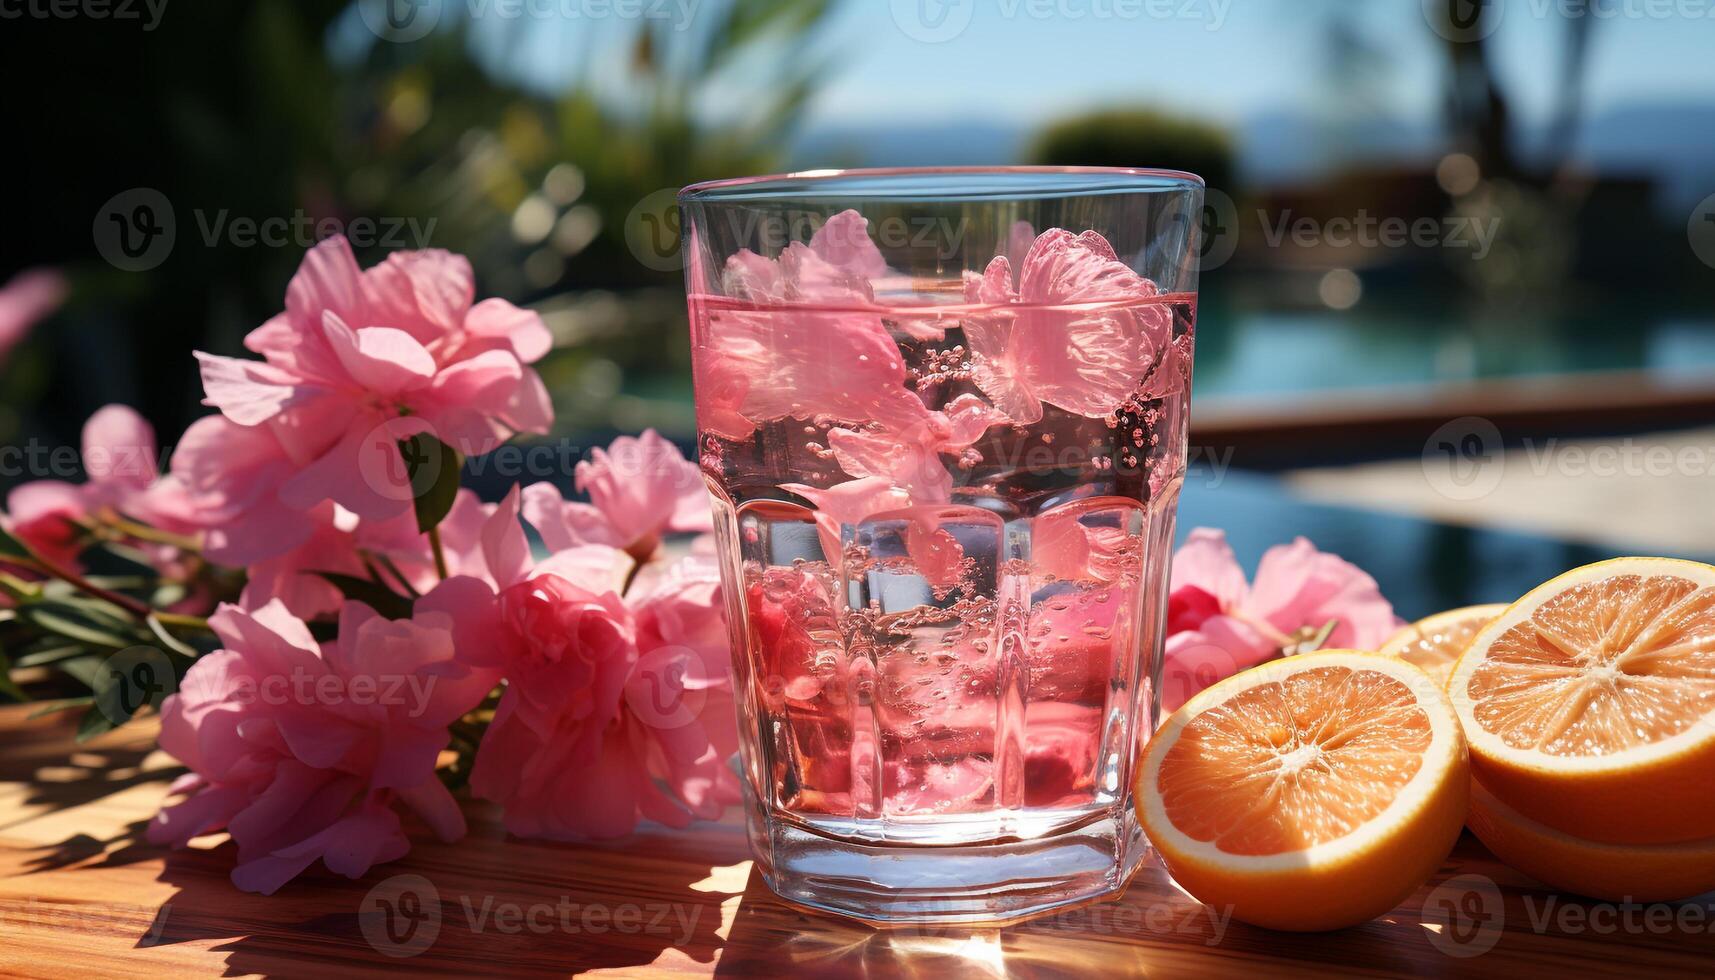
[322,313,436,396]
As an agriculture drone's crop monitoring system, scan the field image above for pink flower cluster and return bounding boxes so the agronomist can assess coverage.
[1160,528,1400,712]
[147,425,735,891]
[3,239,736,893]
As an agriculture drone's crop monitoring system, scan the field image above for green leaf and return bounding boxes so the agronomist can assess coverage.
[400,435,462,534]
[55,655,106,690]
[91,646,177,727]
[0,647,27,702]
[146,615,201,659]
[27,696,93,720]
[0,524,33,559]
[76,707,118,743]
[18,600,140,650]
[13,644,90,669]
[308,571,415,621]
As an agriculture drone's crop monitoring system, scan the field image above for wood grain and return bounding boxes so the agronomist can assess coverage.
[0,704,1709,978]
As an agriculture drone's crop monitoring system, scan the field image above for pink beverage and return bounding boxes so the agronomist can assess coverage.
[679,168,1203,922]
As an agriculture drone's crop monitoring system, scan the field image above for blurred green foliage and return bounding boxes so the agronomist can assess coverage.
[0,0,839,446]
[1027,108,1236,195]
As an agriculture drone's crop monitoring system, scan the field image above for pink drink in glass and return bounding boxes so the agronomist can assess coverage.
[679,168,1202,922]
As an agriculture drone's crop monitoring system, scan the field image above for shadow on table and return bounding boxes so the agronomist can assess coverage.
[134,822,740,976]
[714,861,1430,978]
[6,727,181,875]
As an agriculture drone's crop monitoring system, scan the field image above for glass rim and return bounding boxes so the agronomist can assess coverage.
[679,165,1204,203]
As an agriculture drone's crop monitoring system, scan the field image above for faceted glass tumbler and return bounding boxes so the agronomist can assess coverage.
[678,167,1202,922]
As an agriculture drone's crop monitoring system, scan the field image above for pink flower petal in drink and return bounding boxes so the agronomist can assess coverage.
[902,509,965,591]
[780,476,910,566]
[693,210,934,441]
[824,393,1002,502]
[962,228,1173,424]
[805,208,888,280]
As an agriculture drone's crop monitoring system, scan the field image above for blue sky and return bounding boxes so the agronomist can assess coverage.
[366,0,1715,134]
[801,0,1715,127]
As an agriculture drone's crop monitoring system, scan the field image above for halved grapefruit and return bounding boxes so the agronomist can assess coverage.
[1467,777,1715,902]
[1137,651,1469,931]
[1447,557,1715,844]
[1379,603,1508,689]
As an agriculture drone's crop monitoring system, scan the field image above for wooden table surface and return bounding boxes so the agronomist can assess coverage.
[1,705,1709,978]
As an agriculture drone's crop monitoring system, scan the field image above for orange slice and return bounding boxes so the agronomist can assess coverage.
[1137,651,1469,931]
[1467,776,1715,902]
[1379,603,1508,689]
[1447,557,1715,845]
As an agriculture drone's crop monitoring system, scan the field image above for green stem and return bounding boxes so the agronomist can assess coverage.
[92,510,202,552]
[22,550,153,619]
[371,552,421,599]
[153,611,212,632]
[3,544,209,634]
[427,526,449,581]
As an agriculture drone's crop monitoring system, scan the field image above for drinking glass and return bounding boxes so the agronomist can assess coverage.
[678,167,1202,922]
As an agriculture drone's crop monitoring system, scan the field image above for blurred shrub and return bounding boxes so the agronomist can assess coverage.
[1028,108,1235,194]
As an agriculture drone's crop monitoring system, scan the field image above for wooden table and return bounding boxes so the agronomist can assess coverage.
[0,705,1709,978]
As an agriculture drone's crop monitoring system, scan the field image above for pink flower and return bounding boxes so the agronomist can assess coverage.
[169,415,322,566]
[823,393,1002,503]
[4,405,197,569]
[520,430,709,562]
[238,490,493,620]
[962,228,1174,424]
[195,236,553,521]
[570,555,740,836]
[779,476,909,568]
[148,600,498,894]
[0,268,65,365]
[691,210,934,443]
[427,486,737,838]
[1160,528,1399,713]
